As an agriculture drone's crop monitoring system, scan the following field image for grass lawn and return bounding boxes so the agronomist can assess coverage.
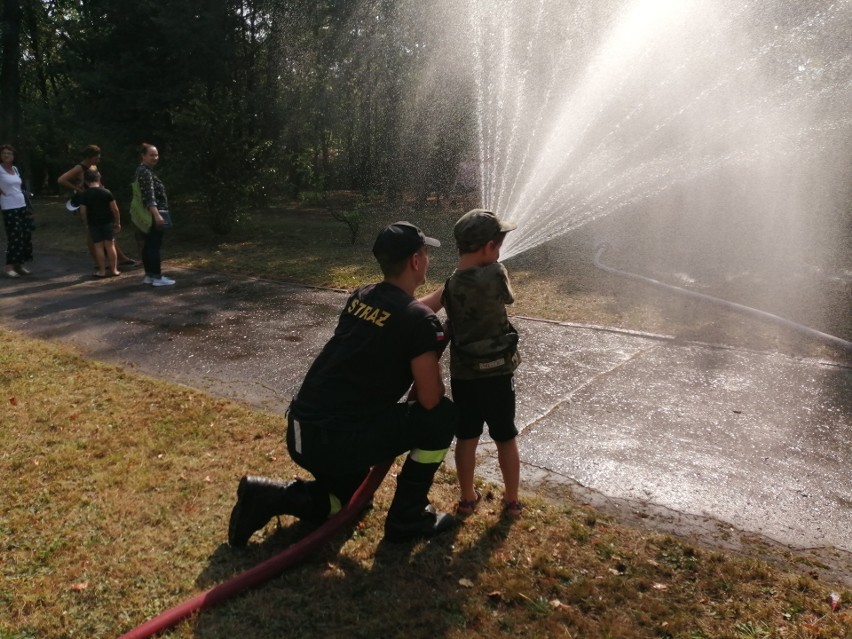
[2,196,849,637]
[2,330,849,638]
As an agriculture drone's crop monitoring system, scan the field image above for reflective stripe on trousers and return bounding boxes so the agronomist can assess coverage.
[409,447,448,464]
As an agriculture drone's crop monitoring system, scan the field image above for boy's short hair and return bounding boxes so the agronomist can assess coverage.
[372,221,440,276]
[81,145,101,159]
[454,209,517,253]
[83,169,100,184]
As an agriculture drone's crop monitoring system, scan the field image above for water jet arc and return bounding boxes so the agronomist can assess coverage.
[593,243,852,356]
[118,460,392,639]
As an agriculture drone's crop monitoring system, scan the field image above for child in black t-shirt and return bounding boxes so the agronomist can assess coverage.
[77,170,121,277]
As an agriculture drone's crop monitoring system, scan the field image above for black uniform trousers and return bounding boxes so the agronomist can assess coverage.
[287,396,457,513]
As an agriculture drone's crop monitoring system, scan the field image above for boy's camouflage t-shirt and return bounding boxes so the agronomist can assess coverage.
[443,262,520,379]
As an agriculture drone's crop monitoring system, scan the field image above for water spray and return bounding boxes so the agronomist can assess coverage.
[464,0,851,280]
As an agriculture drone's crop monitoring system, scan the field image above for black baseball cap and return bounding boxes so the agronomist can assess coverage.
[372,221,441,262]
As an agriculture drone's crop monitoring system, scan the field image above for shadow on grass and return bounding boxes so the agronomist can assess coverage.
[194,518,332,589]
[187,510,517,639]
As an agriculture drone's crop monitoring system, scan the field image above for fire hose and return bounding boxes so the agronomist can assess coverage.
[594,243,852,355]
[118,459,393,639]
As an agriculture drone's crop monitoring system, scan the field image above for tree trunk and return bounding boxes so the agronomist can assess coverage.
[0,0,23,142]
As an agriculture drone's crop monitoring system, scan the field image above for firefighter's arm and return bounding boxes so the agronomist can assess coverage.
[410,350,444,409]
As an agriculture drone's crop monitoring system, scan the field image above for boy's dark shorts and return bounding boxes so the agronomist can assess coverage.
[89,222,115,243]
[451,374,517,442]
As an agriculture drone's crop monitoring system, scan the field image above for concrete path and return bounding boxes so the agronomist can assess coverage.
[2,253,850,580]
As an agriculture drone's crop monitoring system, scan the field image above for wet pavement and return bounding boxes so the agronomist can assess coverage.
[2,253,851,578]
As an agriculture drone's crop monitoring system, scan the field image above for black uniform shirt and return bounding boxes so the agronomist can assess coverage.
[292,281,445,421]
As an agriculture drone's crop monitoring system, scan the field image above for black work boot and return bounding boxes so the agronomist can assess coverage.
[228,475,318,547]
[384,477,457,543]
[384,504,457,543]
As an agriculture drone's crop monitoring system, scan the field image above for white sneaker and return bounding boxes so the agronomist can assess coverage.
[143,275,155,284]
[151,276,175,287]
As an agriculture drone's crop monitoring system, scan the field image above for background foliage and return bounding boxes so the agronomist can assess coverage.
[0,0,474,232]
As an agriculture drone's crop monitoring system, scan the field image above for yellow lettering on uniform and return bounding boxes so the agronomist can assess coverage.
[347,299,391,327]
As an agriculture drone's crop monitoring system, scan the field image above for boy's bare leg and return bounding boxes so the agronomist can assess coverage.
[86,233,98,268]
[454,437,480,503]
[496,438,521,503]
[105,240,119,275]
[93,240,107,276]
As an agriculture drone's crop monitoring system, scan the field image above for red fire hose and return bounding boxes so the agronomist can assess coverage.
[118,460,393,639]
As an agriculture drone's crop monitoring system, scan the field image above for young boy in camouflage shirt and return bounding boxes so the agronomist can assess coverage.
[442,209,523,518]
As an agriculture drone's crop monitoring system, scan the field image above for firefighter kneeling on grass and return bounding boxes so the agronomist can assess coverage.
[228,221,458,545]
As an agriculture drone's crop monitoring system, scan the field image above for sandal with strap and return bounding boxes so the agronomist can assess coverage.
[502,498,524,518]
[456,489,482,517]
